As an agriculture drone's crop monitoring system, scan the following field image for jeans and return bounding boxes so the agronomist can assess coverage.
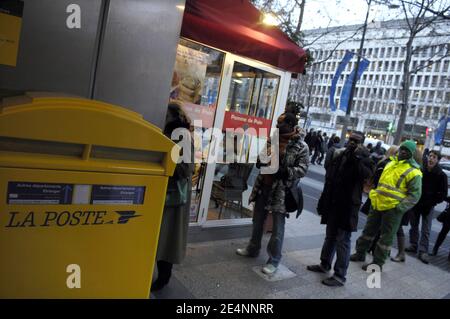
[320,221,352,282]
[247,186,286,267]
[409,206,434,253]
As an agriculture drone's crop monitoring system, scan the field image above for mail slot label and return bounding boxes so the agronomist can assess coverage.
[90,185,146,205]
[7,182,73,205]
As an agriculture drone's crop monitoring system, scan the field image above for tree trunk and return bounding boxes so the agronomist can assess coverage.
[296,0,306,35]
[394,36,414,145]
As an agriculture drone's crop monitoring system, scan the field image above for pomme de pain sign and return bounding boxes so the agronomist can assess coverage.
[222,111,272,138]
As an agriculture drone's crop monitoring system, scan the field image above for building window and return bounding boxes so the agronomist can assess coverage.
[434,61,441,72]
[416,76,422,87]
[443,61,449,74]
[433,107,440,119]
[400,47,406,57]
[380,48,385,58]
[394,47,399,58]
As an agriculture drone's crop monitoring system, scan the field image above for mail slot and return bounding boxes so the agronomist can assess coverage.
[0,94,178,298]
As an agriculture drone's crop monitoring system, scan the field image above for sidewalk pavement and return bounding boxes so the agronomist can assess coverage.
[152,163,450,299]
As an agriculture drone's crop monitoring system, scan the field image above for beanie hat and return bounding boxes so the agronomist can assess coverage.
[400,140,416,156]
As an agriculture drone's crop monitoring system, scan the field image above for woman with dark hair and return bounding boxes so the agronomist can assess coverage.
[151,101,194,291]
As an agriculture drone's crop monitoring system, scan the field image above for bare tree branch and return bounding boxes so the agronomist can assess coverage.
[310,25,366,65]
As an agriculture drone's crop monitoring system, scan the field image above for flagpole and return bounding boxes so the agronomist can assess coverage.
[340,0,372,141]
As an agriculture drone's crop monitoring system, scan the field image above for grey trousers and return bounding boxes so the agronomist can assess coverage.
[409,206,434,253]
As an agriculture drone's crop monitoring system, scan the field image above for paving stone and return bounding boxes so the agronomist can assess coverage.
[170,206,450,299]
[252,264,297,282]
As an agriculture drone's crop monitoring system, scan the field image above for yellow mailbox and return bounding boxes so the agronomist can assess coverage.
[0,94,178,298]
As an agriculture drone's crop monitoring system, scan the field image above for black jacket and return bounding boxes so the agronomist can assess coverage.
[416,164,448,209]
[317,146,375,232]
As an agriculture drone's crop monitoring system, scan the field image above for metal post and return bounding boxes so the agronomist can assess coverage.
[340,0,372,141]
[303,65,316,128]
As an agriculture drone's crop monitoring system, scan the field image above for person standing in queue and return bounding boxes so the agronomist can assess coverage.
[236,112,309,275]
[151,101,194,292]
[307,131,374,287]
[405,150,448,264]
[350,140,422,271]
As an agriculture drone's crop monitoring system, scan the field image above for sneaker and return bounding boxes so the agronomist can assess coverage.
[306,264,330,274]
[418,252,429,264]
[350,253,365,262]
[322,276,344,287]
[405,245,417,253]
[362,262,382,272]
[236,248,258,257]
[262,263,278,275]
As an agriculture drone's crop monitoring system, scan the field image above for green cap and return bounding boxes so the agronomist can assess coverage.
[400,140,416,156]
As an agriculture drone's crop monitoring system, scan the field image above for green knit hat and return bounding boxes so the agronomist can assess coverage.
[400,140,416,156]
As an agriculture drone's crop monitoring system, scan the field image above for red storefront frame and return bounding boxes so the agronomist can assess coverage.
[181,0,306,74]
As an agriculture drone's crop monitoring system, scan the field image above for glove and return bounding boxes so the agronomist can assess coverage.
[275,167,289,180]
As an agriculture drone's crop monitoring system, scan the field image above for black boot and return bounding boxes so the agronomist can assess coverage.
[430,245,438,256]
[431,229,447,256]
[151,260,173,292]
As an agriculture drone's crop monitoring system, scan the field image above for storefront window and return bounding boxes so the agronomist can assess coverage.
[168,38,225,223]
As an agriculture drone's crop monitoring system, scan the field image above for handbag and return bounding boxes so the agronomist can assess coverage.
[165,178,189,207]
[285,179,304,218]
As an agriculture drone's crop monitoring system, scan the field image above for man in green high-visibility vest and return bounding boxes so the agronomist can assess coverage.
[350,140,423,271]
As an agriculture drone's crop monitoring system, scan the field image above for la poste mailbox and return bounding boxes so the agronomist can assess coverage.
[0,95,178,298]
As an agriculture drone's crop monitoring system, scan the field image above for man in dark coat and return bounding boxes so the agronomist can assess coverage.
[324,136,341,170]
[406,150,448,264]
[307,131,374,287]
[305,128,314,155]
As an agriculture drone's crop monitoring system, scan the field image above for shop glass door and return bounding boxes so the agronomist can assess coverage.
[205,61,281,222]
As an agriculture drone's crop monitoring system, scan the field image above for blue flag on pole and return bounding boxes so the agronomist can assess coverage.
[329,51,354,111]
[339,58,370,112]
[435,115,448,145]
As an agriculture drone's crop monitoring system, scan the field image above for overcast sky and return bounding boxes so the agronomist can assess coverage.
[300,0,408,30]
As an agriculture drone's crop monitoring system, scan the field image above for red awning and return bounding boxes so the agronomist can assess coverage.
[181,0,307,74]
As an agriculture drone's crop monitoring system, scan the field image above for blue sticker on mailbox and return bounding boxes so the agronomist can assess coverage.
[90,185,145,205]
[7,182,73,205]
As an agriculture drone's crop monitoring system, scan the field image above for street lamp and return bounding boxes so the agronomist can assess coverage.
[340,0,372,141]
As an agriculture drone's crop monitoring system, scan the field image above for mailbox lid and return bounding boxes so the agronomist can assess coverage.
[0,95,180,176]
